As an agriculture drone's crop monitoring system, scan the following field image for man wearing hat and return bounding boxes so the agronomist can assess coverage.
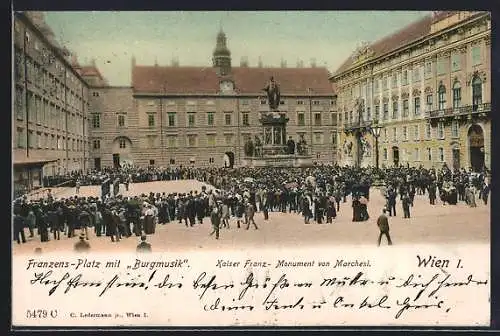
[136,235,152,253]
[376,208,393,246]
[74,233,91,252]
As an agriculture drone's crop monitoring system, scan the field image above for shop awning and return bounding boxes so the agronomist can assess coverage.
[13,158,59,167]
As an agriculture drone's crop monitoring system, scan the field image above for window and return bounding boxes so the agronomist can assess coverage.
[169,158,176,165]
[242,113,249,126]
[472,46,481,66]
[331,113,336,125]
[313,133,323,144]
[383,129,388,142]
[383,148,388,160]
[260,99,267,105]
[412,67,421,82]
[93,139,100,149]
[312,100,320,105]
[439,147,444,162]
[92,92,99,97]
[437,57,446,75]
[437,122,445,139]
[224,134,233,145]
[118,115,125,127]
[414,97,421,115]
[314,113,322,126]
[207,112,214,126]
[366,107,371,121]
[148,114,155,127]
[402,71,408,85]
[209,157,215,164]
[451,53,461,72]
[16,128,25,148]
[297,100,304,105]
[168,113,176,127]
[92,114,100,128]
[28,130,34,148]
[426,94,433,111]
[374,106,380,120]
[425,61,432,75]
[451,121,459,138]
[149,159,155,165]
[402,99,409,118]
[452,82,461,108]
[118,139,126,149]
[167,136,177,148]
[187,135,197,147]
[224,113,232,126]
[207,134,216,146]
[187,113,195,127]
[391,74,397,88]
[425,123,432,139]
[298,113,305,126]
[414,148,420,161]
[241,100,249,106]
[438,85,446,110]
[383,103,389,120]
[349,111,353,123]
[392,101,398,119]
[392,127,397,142]
[427,148,432,161]
[15,88,24,120]
[413,125,419,141]
[403,126,408,141]
[472,76,482,107]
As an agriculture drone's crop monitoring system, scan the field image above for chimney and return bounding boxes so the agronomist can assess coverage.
[296,59,304,68]
[310,58,316,68]
[171,57,179,67]
[258,56,263,68]
[154,57,158,67]
[240,56,248,67]
[280,58,287,68]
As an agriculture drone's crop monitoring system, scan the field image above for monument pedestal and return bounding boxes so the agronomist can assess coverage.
[241,111,313,168]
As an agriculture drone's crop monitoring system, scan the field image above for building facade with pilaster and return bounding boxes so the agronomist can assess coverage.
[330,11,491,172]
[13,11,91,195]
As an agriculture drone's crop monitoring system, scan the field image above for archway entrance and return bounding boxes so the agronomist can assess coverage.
[452,148,460,171]
[112,136,133,169]
[468,124,485,172]
[392,146,400,167]
[223,152,235,168]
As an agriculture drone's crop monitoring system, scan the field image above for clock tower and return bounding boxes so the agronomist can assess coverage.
[212,28,232,76]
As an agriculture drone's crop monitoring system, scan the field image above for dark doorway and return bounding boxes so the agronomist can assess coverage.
[112,154,120,169]
[392,146,400,167]
[452,148,460,171]
[468,124,484,172]
[94,158,101,171]
[224,152,235,168]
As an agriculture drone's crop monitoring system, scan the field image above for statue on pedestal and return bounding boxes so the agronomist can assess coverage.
[263,76,281,111]
[297,134,308,155]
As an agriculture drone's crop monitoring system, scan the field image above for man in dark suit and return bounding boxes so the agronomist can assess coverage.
[74,233,91,252]
[377,209,393,246]
[136,235,152,253]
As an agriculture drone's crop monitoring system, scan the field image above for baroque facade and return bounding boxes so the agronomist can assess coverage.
[330,11,491,171]
[88,29,338,168]
[13,12,92,195]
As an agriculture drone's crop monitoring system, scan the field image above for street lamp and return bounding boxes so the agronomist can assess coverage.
[370,119,383,169]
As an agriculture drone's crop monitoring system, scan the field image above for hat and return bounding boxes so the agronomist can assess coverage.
[79,233,86,240]
[141,235,147,241]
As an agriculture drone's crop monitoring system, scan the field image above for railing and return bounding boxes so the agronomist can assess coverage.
[343,120,373,132]
[425,103,491,119]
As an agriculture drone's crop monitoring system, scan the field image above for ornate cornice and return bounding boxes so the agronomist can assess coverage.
[412,88,421,97]
[425,86,433,94]
[401,91,409,99]
[382,96,389,103]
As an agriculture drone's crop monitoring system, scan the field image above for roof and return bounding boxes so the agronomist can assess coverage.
[132,66,334,95]
[334,14,433,76]
[78,66,104,80]
[13,158,58,166]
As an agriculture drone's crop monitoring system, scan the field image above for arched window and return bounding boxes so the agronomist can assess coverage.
[472,76,482,109]
[452,81,461,109]
[438,84,446,110]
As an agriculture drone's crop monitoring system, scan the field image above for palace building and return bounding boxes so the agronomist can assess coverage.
[330,11,491,172]
[13,11,92,195]
[88,29,337,169]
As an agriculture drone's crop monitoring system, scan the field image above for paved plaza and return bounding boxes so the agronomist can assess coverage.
[13,180,490,255]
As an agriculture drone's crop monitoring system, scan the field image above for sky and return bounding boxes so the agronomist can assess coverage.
[44,11,431,86]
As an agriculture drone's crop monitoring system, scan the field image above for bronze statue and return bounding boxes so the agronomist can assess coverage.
[254,135,262,157]
[263,76,281,111]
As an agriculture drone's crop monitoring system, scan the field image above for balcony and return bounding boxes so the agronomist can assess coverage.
[425,103,491,121]
[343,120,373,134]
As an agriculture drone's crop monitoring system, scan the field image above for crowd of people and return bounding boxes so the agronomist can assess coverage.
[13,163,490,248]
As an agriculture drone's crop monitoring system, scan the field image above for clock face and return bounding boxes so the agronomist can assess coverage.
[220,81,234,93]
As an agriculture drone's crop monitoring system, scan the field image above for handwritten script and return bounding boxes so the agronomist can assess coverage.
[24,255,488,321]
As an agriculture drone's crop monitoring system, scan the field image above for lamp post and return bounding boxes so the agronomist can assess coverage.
[370,119,383,169]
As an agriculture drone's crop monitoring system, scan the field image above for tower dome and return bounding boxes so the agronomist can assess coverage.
[212,28,232,76]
